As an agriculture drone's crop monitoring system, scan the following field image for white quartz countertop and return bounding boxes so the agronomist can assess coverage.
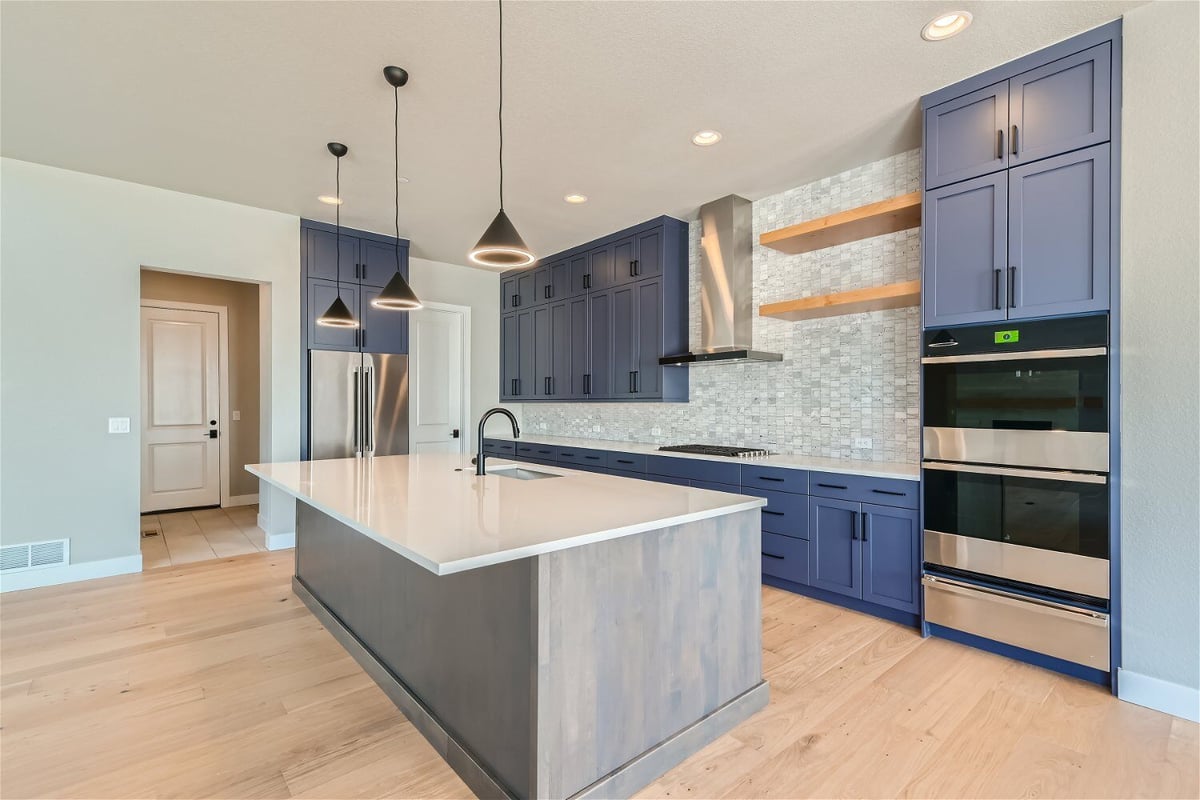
[247,454,765,576]
[488,433,920,481]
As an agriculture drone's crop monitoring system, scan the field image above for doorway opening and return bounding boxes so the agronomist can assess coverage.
[409,302,472,455]
[139,269,266,568]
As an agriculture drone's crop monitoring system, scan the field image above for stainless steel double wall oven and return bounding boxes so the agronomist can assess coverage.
[921,314,1112,673]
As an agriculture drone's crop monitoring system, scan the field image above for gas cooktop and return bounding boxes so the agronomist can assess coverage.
[658,444,771,459]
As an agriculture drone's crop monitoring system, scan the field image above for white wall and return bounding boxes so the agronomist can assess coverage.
[0,158,301,572]
[1118,1,1200,718]
[408,256,517,450]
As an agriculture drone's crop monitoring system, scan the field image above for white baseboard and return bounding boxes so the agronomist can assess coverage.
[1118,668,1200,723]
[223,493,259,508]
[266,531,295,551]
[0,554,143,593]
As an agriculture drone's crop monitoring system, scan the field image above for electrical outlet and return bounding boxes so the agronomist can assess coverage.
[651,427,663,437]
[108,417,130,434]
[232,410,241,421]
[853,437,872,449]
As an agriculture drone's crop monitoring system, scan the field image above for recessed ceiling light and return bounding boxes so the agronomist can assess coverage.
[564,194,588,204]
[691,130,723,147]
[921,11,972,41]
[318,195,343,205]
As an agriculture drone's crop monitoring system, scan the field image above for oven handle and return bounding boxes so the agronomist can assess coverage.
[921,346,1107,365]
[922,460,1107,485]
[922,575,1109,624]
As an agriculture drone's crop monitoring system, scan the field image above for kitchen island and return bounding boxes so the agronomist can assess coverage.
[247,454,768,800]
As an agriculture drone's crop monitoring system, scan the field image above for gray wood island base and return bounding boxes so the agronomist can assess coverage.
[292,501,767,799]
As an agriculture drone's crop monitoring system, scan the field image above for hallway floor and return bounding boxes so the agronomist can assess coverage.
[140,504,265,568]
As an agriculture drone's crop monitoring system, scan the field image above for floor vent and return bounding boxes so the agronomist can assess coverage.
[0,539,70,573]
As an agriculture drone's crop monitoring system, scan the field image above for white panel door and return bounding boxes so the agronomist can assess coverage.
[409,304,467,454]
[141,306,220,511]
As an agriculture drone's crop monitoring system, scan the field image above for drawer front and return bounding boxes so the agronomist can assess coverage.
[923,574,1109,671]
[690,479,743,494]
[741,465,808,495]
[606,451,647,472]
[646,474,690,487]
[809,472,918,508]
[608,468,651,482]
[484,439,517,456]
[516,442,558,461]
[556,447,608,469]
[646,455,741,486]
[761,532,809,585]
[740,488,809,539]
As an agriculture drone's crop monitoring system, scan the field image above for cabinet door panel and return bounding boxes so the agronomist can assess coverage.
[517,309,535,399]
[809,498,862,600]
[501,276,519,313]
[586,290,613,399]
[359,239,408,288]
[308,280,361,352]
[923,172,1009,328]
[924,81,1009,189]
[612,236,637,286]
[568,253,590,296]
[610,284,637,399]
[516,272,537,309]
[634,278,663,398]
[587,244,614,292]
[1010,43,1111,166]
[500,313,519,399]
[1008,144,1110,319]
[861,504,920,614]
[634,228,663,280]
[550,301,571,399]
[306,229,360,283]
[360,287,409,354]
[568,296,590,398]
[532,305,553,399]
[533,265,552,304]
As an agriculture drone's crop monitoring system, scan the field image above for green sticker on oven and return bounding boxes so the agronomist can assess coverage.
[994,330,1019,344]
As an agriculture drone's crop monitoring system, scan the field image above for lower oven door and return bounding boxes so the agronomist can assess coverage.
[923,574,1110,671]
[923,461,1110,599]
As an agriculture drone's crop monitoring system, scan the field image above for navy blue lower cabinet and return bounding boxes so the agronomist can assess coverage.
[809,498,863,600]
[605,451,647,472]
[861,504,921,614]
[740,487,808,538]
[690,479,742,494]
[761,532,810,585]
[646,455,740,486]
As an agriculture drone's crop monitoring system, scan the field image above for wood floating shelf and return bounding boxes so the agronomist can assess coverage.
[760,280,921,322]
[759,191,921,255]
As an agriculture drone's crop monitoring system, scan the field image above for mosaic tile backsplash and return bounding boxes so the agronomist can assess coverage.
[522,149,922,464]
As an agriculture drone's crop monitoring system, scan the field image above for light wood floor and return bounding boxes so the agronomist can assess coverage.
[140,504,265,568]
[1,551,1196,800]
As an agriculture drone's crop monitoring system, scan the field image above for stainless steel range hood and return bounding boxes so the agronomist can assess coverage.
[660,195,782,366]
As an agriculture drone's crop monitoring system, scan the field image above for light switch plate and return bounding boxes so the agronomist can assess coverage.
[232,410,241,421]
[108,417,131,434]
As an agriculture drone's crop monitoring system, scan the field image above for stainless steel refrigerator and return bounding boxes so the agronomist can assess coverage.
[310,351,409,459]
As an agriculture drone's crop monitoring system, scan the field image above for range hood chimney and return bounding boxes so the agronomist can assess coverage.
[660,195,783,365]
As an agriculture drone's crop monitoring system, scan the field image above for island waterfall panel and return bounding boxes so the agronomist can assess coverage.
[293,502,766,799]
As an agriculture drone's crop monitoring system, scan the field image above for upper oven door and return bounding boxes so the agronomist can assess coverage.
[923,348,1109,470]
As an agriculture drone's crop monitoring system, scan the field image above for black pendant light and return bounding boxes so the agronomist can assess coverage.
[316,142,359,328]
[371,66,423,311]
[468,0,535,269]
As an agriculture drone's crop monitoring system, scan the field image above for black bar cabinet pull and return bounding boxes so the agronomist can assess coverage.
[872,489,906,497]
[629,260,635,277]
[758,476,784,483]
[617,459,634,465]
[762,509,785,517]
[584,373,591,395]
[817,482,848,490]
[361,330,366,347]
[629,371,636,393]
[996,129,1004,159]
[633,259,639,276]
[632,370,639,393]
[763,552,785,560]
[511,378,517,395]
[860,513,868,542]
[851,511,859,540]
[511,294,519,307]
[994,268,1002,310]
[1012,124,1019,156]
[1008,266,1017,308]
[583,274,591,289]
[545,376,551,395]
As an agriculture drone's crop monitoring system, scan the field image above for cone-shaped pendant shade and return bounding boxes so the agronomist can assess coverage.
[316,294,359,328]
[372,270,423,310]
[468,208,535,269]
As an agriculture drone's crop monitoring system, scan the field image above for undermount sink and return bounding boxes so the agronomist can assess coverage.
[488,465,562,481]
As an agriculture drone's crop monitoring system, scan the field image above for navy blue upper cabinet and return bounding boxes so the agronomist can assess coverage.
[921,24,1118,327]
[809,498,862,600]
[1009,43,1111,168]
[533,306,553,398]
[305,228,361,283]
[358,238,409,289]
[925,82,1010,190]
[500,313,520,400]
[499,217,688,403]
[861,504,920,614]
[1008,144,1110,318]
[308,280,361,352]
[361,286,410,354]
[923,173,1008,328]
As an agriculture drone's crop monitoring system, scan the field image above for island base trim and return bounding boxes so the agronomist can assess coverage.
[292,576,515,800]
[568,681,769,800]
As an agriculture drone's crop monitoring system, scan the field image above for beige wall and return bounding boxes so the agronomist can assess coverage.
[1118,1,1200,703]
[140,270,261,497]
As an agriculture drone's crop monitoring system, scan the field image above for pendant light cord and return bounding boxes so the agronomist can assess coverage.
[334,153,342,297]
[394,85,402,273]
[498,0,504,210]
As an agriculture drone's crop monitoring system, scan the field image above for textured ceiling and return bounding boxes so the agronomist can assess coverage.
[0,0,1142,266]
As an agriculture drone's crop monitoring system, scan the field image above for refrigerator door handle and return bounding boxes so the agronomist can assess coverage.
[364,366,376,455]
[352,367,362,457]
